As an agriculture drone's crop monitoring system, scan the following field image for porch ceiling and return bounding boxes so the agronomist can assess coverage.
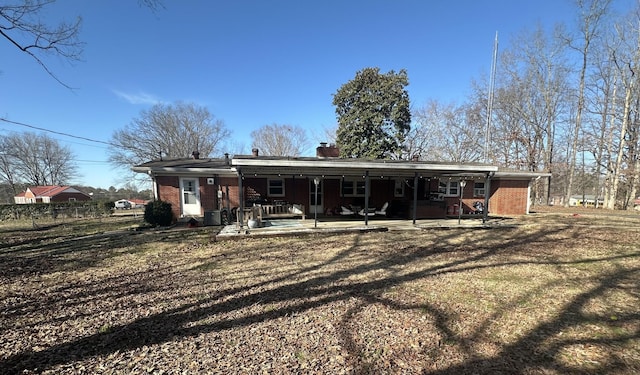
[233,158,498,179]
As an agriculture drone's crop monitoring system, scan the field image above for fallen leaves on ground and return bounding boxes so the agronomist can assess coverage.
[1,210,639,374]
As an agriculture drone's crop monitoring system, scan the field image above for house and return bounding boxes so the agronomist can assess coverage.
[569,195,603,207]
[14,185,92,204]
[133,145,550,225]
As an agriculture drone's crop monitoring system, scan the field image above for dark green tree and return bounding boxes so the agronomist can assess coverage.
[333,67,411,159]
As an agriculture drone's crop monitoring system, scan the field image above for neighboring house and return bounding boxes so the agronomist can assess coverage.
[133,144,550,224]
[569,195,603,207]
[14,186,92,204]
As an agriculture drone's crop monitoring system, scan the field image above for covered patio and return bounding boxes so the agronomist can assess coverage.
[231,155,499,229]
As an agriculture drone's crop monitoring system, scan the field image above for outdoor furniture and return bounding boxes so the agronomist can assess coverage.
[340,206,355,216]
[257,203,306,219]
[358,207,376,217]
[375,202,389,216]
[472,201,484,215]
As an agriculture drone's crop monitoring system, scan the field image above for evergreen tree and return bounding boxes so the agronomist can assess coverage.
[333,67,411,159]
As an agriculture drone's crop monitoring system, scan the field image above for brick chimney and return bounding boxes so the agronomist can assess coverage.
[252,148,259,157]
[192,151,200,159]
[316,143,340,158]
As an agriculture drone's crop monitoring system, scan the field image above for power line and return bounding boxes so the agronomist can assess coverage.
[1,117,116,147]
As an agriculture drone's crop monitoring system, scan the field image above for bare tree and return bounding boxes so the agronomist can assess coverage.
[0,0,82,88]
[404,100,447,161]
[1,0,162,88]
[1,132,77,185]
[0,136,20,195]
[604,15,640,209]
[250,123,309,156]
[562,0,612,207]
[405,100,482,162]
[109,102,230,171]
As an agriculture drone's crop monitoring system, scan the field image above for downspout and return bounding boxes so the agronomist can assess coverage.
[412,172,418,225]
[364,170,370,226]
[225,184,230,211]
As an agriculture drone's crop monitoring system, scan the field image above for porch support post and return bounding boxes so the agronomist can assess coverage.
[412,173,418,225]
[483,172,492,224]
[225,184,230,210]
[364,170,370,226]
[238,169,244,230]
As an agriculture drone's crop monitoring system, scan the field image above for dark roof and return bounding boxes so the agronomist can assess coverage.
[133,155,548,180]
[135,157,231,169]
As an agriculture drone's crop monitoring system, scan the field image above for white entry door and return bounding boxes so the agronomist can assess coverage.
[180,178,201,216]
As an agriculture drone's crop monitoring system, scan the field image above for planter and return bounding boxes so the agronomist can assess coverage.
[247,219,260,229]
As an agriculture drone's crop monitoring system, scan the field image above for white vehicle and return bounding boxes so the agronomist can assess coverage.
[114,199,132,209]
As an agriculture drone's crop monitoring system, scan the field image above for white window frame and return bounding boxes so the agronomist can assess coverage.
[394,179,405,197]
[473,182,485,197]
[438,181,459,196]
[341,179,366,197]
[267,178,285,197]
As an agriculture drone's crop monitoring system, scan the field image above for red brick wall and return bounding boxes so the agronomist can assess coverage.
[439,179,530,216]
[488,179,530,215]
[156,174,532,219]
[218,176,240,209]
[156,176,181,219]
[51,193,91,202]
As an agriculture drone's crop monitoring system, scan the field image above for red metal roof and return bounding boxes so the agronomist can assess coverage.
[27,185,72,197]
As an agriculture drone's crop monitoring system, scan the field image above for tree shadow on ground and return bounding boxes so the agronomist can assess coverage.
[1,223,639,373]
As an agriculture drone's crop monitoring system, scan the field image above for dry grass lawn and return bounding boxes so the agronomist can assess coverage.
[1,208,639,374]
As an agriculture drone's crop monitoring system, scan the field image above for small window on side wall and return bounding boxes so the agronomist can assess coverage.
[439,181,459,196]
[268,179,285,197]
[474,182,485,197]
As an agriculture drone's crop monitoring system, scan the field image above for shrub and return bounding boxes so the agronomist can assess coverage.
[144,200,174,226]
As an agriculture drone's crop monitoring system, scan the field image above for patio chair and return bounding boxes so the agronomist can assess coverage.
[472,201,484,215]
[358,207,376,217]
[340,206,355,216]
[375,202,389,216]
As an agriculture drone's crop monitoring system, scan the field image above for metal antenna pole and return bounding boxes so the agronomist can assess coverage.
[484,31,498,163]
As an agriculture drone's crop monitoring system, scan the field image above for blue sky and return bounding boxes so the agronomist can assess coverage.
[1,0,583,189]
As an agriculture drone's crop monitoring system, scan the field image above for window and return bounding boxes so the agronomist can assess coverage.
[341,179,366,196]
[473,182,485,197]
[268,179,285,197]
[438,181,459,196]
[394,179,405,197]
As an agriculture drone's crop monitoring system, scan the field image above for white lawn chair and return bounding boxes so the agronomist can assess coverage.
[375,202,389,216]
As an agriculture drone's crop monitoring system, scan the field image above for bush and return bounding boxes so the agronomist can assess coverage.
[144,200,174,226]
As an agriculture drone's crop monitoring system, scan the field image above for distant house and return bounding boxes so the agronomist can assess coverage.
[568,195,603,207]
[14,186,92,204]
